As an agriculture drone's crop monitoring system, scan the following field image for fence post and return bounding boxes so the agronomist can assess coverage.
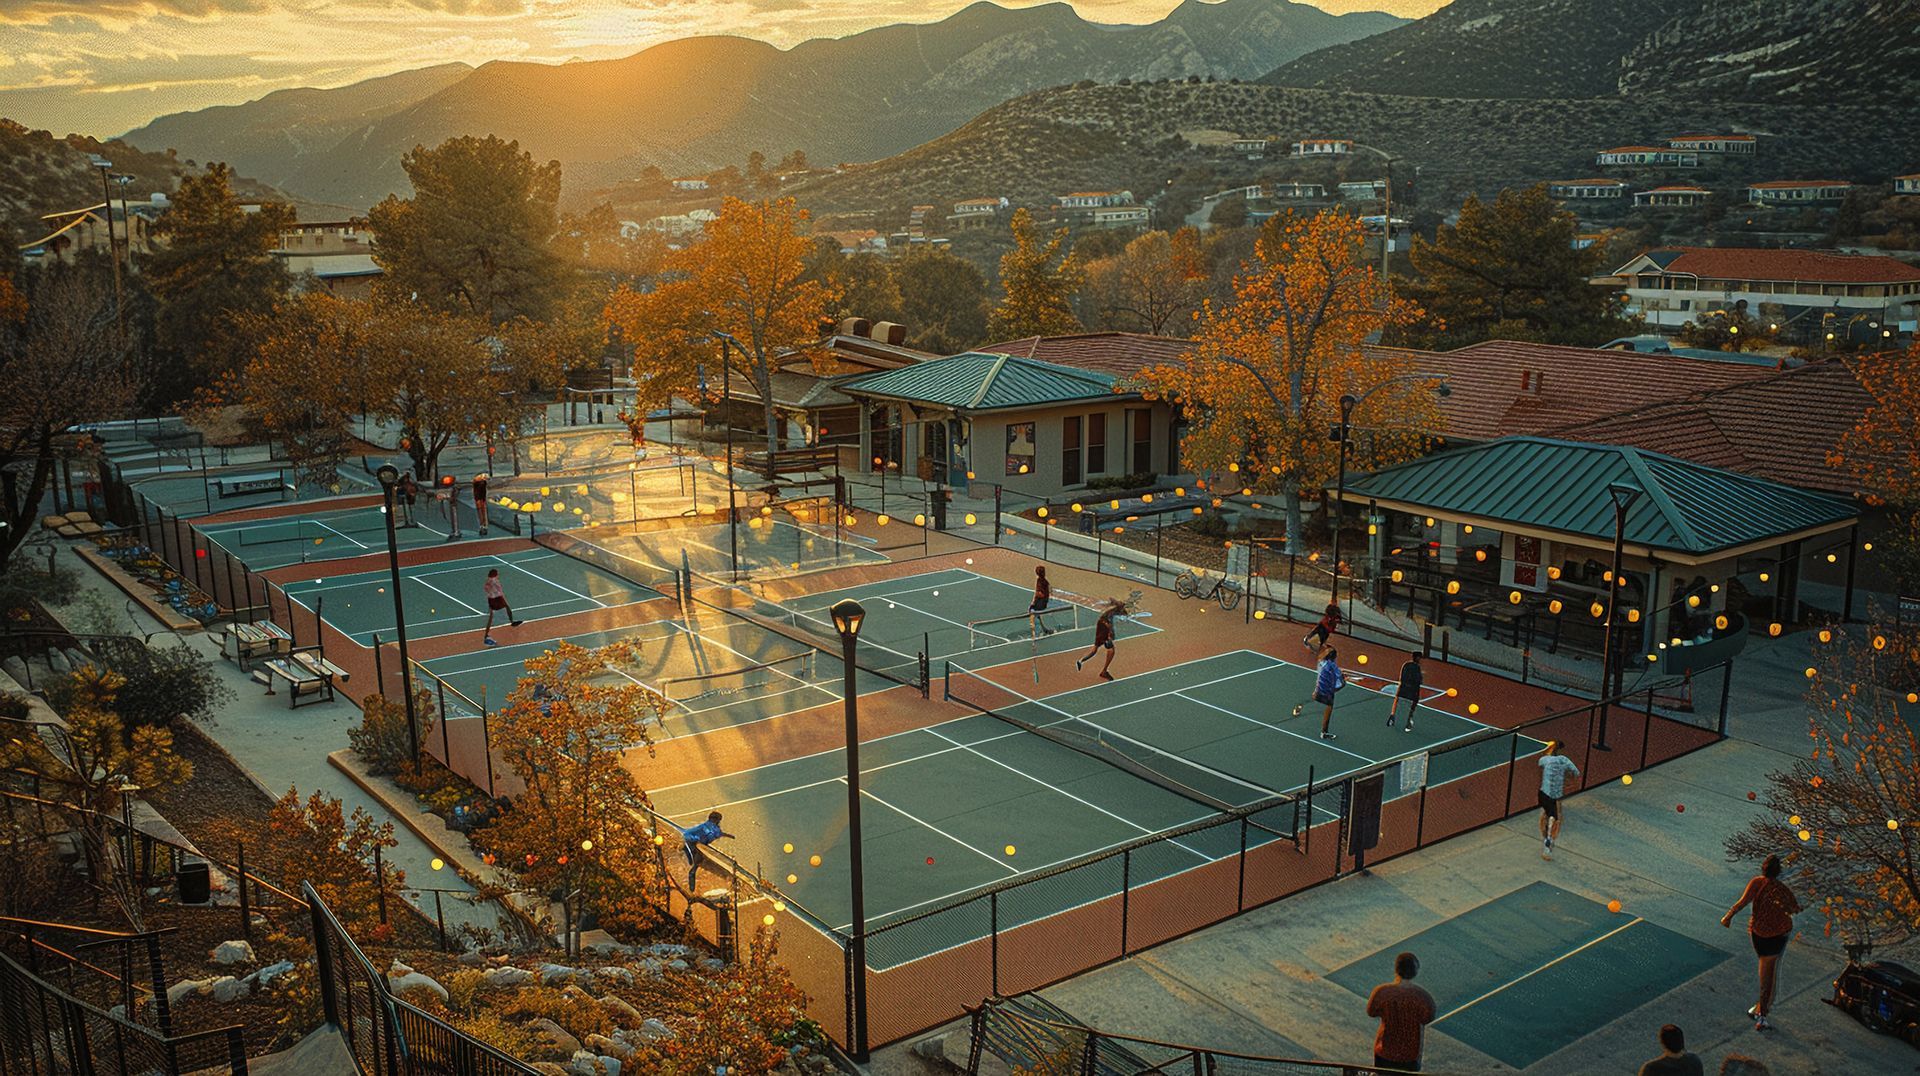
[990,891,999,996]
[373,634,384,695]
[1080,1030,1099,1076]
[374,846,388,925]
[145,933,174,1035]
[1119,849,1131,956]
[1717,660,1734,738]
[1415,781,1429,848]
[1287,553,1296,615]
[993,485,1003,545]
[1503,735,1520,819]
[237,842,252,941]
[1639,686,1655,771]
[1302,765,1314,855]
[1236,818,1248,911]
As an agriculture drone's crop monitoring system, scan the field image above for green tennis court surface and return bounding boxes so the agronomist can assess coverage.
[594,517,889,581]
[651,648,1537,966]
[201,505,454,570]
[1328,881,1725,1068]
[132,466,380,517]
[281,548,666,645]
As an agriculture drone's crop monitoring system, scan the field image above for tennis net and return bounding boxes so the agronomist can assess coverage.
[683,569,927,692]
[223,514,388,547]
[944,661,1297,830]
[659,651,818,712]
[533,528,681,597]
[965,603,1095,648]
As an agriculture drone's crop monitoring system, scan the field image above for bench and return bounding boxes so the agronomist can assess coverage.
[251,649,348,708]
[216,473,283,498]
[221,620,291,671]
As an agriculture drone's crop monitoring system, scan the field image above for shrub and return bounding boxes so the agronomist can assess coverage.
[111,641,230,729]
[350,691,436,776]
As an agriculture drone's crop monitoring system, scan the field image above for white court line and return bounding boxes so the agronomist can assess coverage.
[494,552,617,607]
[1170,690,1375,765]
[851,782,1019,875]
[412,572,483,615]
[1434,918,1644,1024]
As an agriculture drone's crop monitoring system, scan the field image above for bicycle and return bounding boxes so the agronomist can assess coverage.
[1173,566,1241,610]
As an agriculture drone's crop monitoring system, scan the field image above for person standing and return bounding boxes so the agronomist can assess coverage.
[1389,653,1423,731]
[441,475,463,541]
[1303,602,1342,652]
[1536,740,1580,860]
[1365,951,1435,1073]
[1028,565,1055,636]
[397,472,418,528]
[1074,601,1123,681]
[1291,647,1346,739]
[472,473,490,536]
[480,568,523,647]
[679,810,735,892]
[1722,854,1799,1031]
[1636,1024,1704,1076]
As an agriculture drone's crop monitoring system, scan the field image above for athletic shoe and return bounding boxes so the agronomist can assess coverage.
[1755,1016,1772,1032]
[1546,836,1554,853]
[510,619,524,627]
[1320,731,1336,740]
[1747,1006,1759,1020]
[483,637,499,647]
[1542,849,1552,861]
[1099,671,1113,681]
[1386,714,1395,727]
[479,529,489,536]
[1075,657,1086,670]
[1404,724,1414,733]
[1291,704,1304,718]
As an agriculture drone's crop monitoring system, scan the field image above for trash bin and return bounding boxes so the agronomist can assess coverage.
[178,860,211,904]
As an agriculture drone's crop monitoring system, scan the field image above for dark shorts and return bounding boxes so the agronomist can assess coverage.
[1752,931,1788,957]
[1030,599,1049,613]
[682,843,698,867]
[1093,639,1114,651]
[1537,790,1561,819]
[487,596,507,611]
[1374,1055,1420,1073]
[1307,624,1332,643]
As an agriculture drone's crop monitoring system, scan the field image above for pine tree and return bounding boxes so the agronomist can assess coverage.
[988,209,1083,340]
[144,163,292,384]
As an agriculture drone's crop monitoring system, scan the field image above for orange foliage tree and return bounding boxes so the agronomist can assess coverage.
[1830,343,1920,589]
[235,293,365,489]
[1728,623,1920,944]
[602,198,836,461]
[1132,210,1435,555]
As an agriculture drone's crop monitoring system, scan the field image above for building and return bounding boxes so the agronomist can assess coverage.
[1666,134,1756,155]
[1897,174,1920,196]
[1633,185,1711,208]
[277,220,370,255]
[1608,246,1920,334]
[1548,179,1627,200]
[1291,139,1352,157]
[1265,181,1328,200]
[710,320,936,453]
[670,177,709,191]
[1056,190,1135,209]
[22,197,166,266]
[1747,180,1851,205]
[1339,179,1388,200]
[1231,137,1272,159]
[949,197,1007,229]
[1089,206,1151,229]
[281,254,382,300]
[645,208,718,236]
[1595,146,1701,167]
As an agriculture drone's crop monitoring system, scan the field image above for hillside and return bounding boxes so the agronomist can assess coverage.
[1618,0,1920,102]
[793,80,1920,213]
[119,0,1405,210]
[0,119,295,234]
[1262,0,1699,98]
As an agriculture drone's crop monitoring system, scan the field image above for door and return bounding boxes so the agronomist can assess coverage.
[1062,416,1082,486]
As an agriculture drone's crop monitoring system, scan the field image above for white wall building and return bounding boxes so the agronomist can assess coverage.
[1548,179,1627,199]
[1747,180,1852,205]
[1291,138,1353,157]
[1596,146,1701,167]
[1667,134,1756,155]
[1611,247,1920,335]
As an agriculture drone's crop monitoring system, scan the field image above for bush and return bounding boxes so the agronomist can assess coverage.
[111,642,230,729]
[1084,472,1157,492]
[350,691,436,776]
[1190,513,1231,539]
[0,561,79,615]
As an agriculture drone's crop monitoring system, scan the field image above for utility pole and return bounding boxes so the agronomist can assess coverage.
[91,157,125,344]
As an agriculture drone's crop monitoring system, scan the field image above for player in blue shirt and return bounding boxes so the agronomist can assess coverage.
[679,810,735,891]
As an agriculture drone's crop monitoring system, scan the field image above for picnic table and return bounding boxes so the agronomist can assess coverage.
[215,472,284,498]
[220,620,291,671]
[252,649,349,708]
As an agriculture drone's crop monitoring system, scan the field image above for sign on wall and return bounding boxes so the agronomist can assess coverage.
[1005,422,1035,475]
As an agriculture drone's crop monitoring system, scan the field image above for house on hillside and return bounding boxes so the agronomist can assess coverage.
[948,197,1007,230]
[1291,139,1352,157]
[281,254,382,300]
[1633,185,1711,208]
[1667,134,1756,155]
[1231,137,1272,159]
[645,208,718,237]
[1596,146,1701,167]
[1608,246,1920,335]
[1267,181,1328,200]
[277,219,370,255]
[1747,180,1851,205]
[670,177,709,191]
[1548,179,1627,200]
[1057,190,1135,210]
[1090,206,1151,228]
[22,196,166,267]
[1897,174,1920,196]
[1339,179,1388,200]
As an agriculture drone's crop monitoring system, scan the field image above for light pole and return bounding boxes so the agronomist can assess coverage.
[709,330,744,580]
[1329,375,1450,617]
[830,598,869,1062]
[1595,481,1641,751]
[376,465,420,762]
[89,156,125,343]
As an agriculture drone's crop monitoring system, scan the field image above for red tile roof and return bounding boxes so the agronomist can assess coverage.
[1545,361,1883,495]
[1647,185,1711,192]
[1748,179,1850,189]
[982,332,1195,376]
[1639,247,1920,284]
[1602,146,1668,153]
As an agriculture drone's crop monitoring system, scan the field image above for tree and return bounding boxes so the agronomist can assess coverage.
[554,203,669,284]
[894,247,988,354]
[0,268,139,569]
[1133,210,1433,555]
[1831,343,1920,590]
[777,149,808,174]
[1674,307,1775,352]
[1083,229,1208,336]
[240,787,400,933]
[143,163,292,388]
[369,135,570,325]
[481,641,667,915]
[988,209,1083,340]
[235,293,366,489]
[1395,184,1630,349]
[602,198,836,460]
[803,237,903,325]
[1727,624,1920,945]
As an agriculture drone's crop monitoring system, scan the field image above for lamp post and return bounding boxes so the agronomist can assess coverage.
[376,465,420,761]
[89,156,125,343]
[1329,375,1450,617]
[1595,481,1641,750]
[709,330,744,580]
[830,598,869,1062]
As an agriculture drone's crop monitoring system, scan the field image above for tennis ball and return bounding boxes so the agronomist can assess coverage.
[1621,774,1632,785]
[1444,688,1458,698]
[809,855,822,867]
[1468,703,1480,714]
[763,914,775,926]
[1004,845,1016,856]
[1357,654,1367,664]
[1607,899,1623,914]
[782,843,793,853]
[787,874,797,884]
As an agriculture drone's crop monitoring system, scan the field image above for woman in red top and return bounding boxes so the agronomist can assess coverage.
[1721,854,1800,1031]
[1075,601,1123,681]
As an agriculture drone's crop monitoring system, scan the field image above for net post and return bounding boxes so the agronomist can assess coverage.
[223,550,237,617]
[1119,848,1131,957]
[373,634,384,694]
[1503,733,1519,817]
[1639,686,1654,770]
[942,660,951,701]
[1236,818,1248,911]
[315,595,326,664]
[1717,659,1733,738]
[989,891,999,996]
[1302,765,1314,855]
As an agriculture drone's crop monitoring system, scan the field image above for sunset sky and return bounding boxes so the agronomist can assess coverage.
[0,0,1445,138]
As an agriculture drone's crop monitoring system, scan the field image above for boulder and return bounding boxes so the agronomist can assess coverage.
[645,944,688,959]
[597,994,642,1026]
[46,650,70,674]
[665,959,689,972]
[166,977,216,1007]
[537,962,579,984]
[636,1018,674,1043]
[209,976,250,1003]
[251,961,297,987]
[593,966,633,985]
[584,1033,633,1060]
[527,1017,582,1058]
[482,965,532,987]
[699,957,725,972]
[456,950,486,966]
[210,940,254,965]
[387,967,448,1003]
[568,1051,621,1076]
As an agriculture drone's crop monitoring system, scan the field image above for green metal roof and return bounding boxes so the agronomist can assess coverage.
[1342,436,1857,557]
[836,352,1126,411]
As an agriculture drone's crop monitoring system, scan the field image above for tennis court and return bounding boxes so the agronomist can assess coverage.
[1327,881,1725,1068]
[651,647,1543,967]
[589,515,890,582]
[200,504,454,570]
[279,547,667,646]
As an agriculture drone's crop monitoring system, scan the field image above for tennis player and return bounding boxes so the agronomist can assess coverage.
[1289,646,1347,739]
[472,473,490,535]
[1388,654,1423,732]
[680,810,735,892]
[480,568,524,646]
[1028,566,1056,636]
[1074,601,1124,680]
[1303,602,1342,652]
[1537,740,1580,860]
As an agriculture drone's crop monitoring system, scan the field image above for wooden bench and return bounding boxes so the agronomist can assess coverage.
[251,649,347,708]
[221,620,291,671]
[216,473,283,498]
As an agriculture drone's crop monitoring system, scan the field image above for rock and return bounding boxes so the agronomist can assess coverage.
[456,950,485,966]
[699,957,725,972]
[527,1017,582,1057]
[388,959,414,976]
[593,966,632,985]
[636,1018,673,1043]
[3,655,29,683]
[46,649,70,674]
[210,940,254,965]
[249,915,268,932]
[388,969,448,1002]
[482,966,532,987]
[912,1037,946,1061]
[537,962,578,984]
[598,1057,621,1076]
[209,976,250,1003]
[558,984,595,1007]
[598,994,642,1026]
[567,1051,620,1076]
[250,961,296,987]
[665,959,689,972]
[645,944,688,959]
[166,977,215,1007]
[583,939,633,957]
[584,1034,633,1060]
[638,958,663,975]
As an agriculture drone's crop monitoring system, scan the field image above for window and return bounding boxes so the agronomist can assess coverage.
[1130,409,1152,475]
[1005,422,1035,476]
[1061,416,1082,485]
[1087,413,1106,475]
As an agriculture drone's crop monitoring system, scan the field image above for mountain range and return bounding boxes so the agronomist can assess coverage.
[120,0,1406,212]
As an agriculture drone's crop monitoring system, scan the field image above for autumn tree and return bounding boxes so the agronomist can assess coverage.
[224,787,401,933]
[369,135,570,325]
[802,237,903,325]
[1083,228,1208,336]
[1831,342,1920,590]
[235,293,365,488]
[554,203,669,285]
[1728,624,1920,945]
[0,268,139,569]
[602,198,836,459]
[988,208,1083,340]
[1675,306,1776,353]
[894,246,988,354]
[481,641,668,918]
[1133,210,1434,555]
[144,163,293,387]
[1394,184,1630,349]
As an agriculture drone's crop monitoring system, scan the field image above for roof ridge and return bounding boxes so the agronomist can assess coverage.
[969,353,1013,409]
[1616,445,1704,552]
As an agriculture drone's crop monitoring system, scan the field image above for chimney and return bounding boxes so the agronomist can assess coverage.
[870,321,907,346]
[1519,370,1546,396]
[839,316,871,339]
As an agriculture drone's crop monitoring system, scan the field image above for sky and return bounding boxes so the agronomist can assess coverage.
[0,0,1447,138]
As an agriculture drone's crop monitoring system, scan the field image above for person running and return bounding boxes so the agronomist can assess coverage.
[1291,647,1346,739]
[1722,854,1800,1031]
[1637,1024,1704,1076]
[472,473,490,536]
[397,472,418,527]
[480,568,524,646]
[1028,566,1055,636]
[679,810,735,892]
[1074,601,1123,680]
[1389,653,1423,732]
[1537,740,1580,860]
[1302,602,1342,652]
[1365,951,1435,1073]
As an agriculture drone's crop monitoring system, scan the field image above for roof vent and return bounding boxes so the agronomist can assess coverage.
[1520,369,1546,396]
[870,321,907,346]
[839,317,871,339]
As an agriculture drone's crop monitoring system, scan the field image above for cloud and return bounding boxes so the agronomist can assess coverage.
[0,0,269,25]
